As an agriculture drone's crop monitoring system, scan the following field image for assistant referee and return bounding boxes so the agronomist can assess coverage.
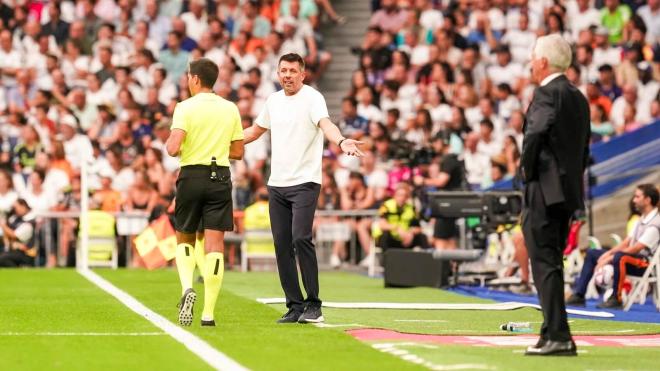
[166,58,244,327]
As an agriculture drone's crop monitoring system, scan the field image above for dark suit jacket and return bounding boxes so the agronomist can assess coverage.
[521,75,591,212]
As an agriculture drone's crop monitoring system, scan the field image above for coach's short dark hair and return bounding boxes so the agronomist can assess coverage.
[278,53,305,70]
[189,58,219,88]
[637,184,659,206]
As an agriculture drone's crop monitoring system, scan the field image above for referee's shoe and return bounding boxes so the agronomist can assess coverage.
[177,288,197,326]
[298,305,324,323]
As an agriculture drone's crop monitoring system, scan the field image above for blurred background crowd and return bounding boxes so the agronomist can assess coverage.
[0,0,658,268]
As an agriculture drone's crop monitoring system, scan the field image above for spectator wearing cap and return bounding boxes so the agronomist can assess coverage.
[593,26,621,67]
[59,115,93,171]
[597,64,622,101]
[637,62,660,113]
[487,44,524,92]
[601,0,631,44]
[158,31,190,83]
[615,43,644,87]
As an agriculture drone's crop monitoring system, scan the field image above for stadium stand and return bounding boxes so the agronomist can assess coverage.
[0,0,658,290]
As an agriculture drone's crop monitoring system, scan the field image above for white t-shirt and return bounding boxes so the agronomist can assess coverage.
[255,85,329,187]
[629,208,660,256]
[0,190,18,215]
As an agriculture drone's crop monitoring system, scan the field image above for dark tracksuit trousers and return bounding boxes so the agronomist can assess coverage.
[267,182,322,312]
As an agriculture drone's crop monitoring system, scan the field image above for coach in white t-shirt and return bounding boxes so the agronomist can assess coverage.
[244,53,363,324]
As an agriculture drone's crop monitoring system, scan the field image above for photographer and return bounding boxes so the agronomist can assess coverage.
[0,199,36,267]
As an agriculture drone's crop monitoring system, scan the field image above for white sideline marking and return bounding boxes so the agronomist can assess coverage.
[314,323,365,328]
[78,268,247,371]
[373,342,494,370]
[0,332,166,336]
[256,298,615,318]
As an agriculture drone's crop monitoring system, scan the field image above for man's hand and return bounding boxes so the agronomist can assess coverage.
[339,139,365,157]
[596,252,613,270]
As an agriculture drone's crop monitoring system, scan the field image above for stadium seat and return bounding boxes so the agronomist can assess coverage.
[240,229,276,272]
[624,245,660,311]
[78,211,117,269]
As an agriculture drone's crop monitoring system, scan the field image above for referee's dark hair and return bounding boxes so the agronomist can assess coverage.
[189,58,219,88]
[278,53,305,70]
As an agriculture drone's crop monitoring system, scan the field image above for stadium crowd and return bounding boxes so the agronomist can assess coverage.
[0,0,658,269]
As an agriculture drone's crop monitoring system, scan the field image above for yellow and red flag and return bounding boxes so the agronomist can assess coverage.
[134,215,177,269]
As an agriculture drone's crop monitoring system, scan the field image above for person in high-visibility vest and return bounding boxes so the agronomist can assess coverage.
[244,188,271,230]
[372,183,428,250]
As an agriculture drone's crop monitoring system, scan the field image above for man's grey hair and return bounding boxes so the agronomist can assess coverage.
[533,34,572,72]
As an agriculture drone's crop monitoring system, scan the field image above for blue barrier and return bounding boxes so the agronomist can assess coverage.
[489,120,660,198]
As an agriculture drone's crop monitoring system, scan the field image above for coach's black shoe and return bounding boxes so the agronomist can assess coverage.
[277,308,303,324]
[201,319,216,327]
[525,340,577,356]
[177,288,196,326]
[566,294,586,307]
[597,296,622,309]
[298,305,324,324]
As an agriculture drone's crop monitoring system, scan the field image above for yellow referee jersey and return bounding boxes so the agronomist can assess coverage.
[171,92,244,167]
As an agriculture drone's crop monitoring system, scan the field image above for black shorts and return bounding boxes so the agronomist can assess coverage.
[433,217,458,239]
[175,165,233,233]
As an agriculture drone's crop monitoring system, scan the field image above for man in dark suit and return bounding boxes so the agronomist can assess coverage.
[520,34,591,356]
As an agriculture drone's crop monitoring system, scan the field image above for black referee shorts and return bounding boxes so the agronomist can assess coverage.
[175,165,233,233]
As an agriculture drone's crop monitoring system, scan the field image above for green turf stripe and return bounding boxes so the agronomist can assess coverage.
[100,269,424,371]
[0,269,211,371]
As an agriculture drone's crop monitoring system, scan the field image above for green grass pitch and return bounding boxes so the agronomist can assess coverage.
[1,269,658,371]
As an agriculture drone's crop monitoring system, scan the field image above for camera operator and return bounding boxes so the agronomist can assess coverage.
[413,132,465,250]
[0,199,36,267]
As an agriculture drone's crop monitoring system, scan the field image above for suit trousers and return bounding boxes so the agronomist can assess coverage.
[522,182,573,342]
[267,182,322,312]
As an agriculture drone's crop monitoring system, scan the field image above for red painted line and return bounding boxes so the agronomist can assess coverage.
[347,329,660,347]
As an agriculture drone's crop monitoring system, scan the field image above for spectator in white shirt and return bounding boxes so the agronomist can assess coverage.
[59,115,93,170]
[0,29,23,89]
[463,132,490,188]
[487,45,524,92]
[567,0,601,41]
[180,0,208,42]
[476,119,502,158]
[501,12,536,65]
[636,0,660,44]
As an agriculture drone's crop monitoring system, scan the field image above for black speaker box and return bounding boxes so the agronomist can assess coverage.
[383,249,450,288]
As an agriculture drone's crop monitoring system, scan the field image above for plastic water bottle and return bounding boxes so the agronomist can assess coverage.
[500,322,533,333]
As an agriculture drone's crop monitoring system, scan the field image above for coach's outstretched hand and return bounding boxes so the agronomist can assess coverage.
[339,139,365,157]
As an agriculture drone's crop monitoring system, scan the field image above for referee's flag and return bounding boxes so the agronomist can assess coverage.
[134,215,177,269]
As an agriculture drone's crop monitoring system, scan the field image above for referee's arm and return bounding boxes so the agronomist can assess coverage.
[166,129,186,157]
[229,139,244,160]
